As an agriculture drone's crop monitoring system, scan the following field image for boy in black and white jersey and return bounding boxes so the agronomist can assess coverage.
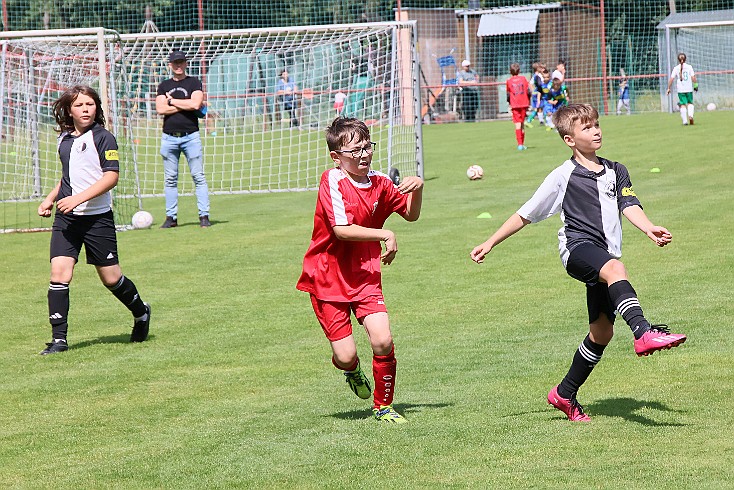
[470,104,686,422]
[37,85,151,355]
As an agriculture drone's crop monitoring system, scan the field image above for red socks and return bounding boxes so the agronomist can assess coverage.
[372,345,396,408]
[332,356,359,372]
[515,129,524,145]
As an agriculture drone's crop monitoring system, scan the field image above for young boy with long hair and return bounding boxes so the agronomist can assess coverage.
[37,85,151,354]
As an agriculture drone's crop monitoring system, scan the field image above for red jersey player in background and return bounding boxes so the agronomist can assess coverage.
[506,63,531,151]
[297,117,423,423]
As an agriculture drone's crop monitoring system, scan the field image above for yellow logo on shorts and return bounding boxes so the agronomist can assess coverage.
[105,149,119,161]
[621,186,636,197]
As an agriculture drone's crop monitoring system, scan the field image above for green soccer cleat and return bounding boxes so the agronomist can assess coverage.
[373,405,407,424]
[524,121,534,129]
[344,363,372,399]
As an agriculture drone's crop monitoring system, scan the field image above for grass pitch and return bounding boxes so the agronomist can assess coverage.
[1,110,733,488]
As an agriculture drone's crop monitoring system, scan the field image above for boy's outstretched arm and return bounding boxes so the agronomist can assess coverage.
[398,176,423,222]
[622,205,672,247]
[470,213,530,263]
[333,224,398,265]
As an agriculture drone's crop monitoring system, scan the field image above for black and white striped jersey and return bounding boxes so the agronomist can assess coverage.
[57,123,120,215]
[517,157,642,267]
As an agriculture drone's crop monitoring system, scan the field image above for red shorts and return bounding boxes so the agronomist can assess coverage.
[310,294,388,341]
[512,107,528,123]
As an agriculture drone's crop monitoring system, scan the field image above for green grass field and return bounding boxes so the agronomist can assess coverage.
[1,111,733,488]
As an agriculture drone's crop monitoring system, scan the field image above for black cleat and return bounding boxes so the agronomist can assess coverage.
[40,339,68,355]
[131,303,151,342]
[160,216,177,229]
[199,215,211,227]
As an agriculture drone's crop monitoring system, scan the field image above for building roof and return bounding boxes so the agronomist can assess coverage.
[457,2,561,17]
[656,9,734,29]
[477,9,540,37]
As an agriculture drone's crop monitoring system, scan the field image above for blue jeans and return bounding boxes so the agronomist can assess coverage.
[160,132,210,219]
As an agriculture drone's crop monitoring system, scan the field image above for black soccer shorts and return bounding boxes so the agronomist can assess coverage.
[50,211,119,266]
[566,242,616,325]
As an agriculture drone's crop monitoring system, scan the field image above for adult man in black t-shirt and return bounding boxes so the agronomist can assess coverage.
[156,50,211,228]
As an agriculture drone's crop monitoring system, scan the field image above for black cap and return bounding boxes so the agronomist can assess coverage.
[168,50,187,63]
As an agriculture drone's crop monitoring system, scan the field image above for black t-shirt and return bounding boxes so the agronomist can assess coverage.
[157,76,203,133]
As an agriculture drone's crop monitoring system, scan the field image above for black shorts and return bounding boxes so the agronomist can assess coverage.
[50,211,119,266]
[566,242,616,324]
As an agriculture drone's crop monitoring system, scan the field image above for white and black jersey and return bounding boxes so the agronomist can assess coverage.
[517,157,642,267]
[56,123,120,215]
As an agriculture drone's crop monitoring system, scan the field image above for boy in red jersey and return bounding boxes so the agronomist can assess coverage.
[506,63,531,150]
[297,117,423,423]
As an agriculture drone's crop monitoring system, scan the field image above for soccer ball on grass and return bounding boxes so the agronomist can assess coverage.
[466,164,484,180]
[706,102,717,111]
[131,210,154,229]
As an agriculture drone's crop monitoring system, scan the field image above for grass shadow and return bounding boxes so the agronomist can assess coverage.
[71,334,154,350]
[328,402,453,421]
[586,397,686,426]
[166,219,228,228]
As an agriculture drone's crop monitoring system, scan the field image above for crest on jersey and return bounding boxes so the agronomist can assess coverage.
[604,181,616,199]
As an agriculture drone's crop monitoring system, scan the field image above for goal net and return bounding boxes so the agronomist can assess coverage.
[119,21,422,199]
[658,18,734,111]
[1,21,422,233]
[0,28,141,233]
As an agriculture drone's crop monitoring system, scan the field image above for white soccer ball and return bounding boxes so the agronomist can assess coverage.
[707,102,717,111]
[131,210,154,229]
[466,164,484,181]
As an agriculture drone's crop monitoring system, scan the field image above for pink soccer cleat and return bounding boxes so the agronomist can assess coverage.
[547,385,591,422]
[634,324,687,357]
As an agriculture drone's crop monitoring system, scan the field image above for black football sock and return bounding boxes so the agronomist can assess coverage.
[48,282,70,341]
[607,280,650,339]
[557,334,607,399]
[106,275,147,318]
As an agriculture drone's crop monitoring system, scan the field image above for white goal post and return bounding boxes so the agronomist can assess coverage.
[1,21,423,233]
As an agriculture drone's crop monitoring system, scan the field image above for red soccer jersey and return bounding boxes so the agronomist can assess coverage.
[506,75,530,109]
[297,167,409,302]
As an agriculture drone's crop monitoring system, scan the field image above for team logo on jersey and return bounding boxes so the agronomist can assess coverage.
[621,186,636,197]
[76,142,88,153]
[372,201,378,215]
[604,181,616,199]
[105,149,119,161]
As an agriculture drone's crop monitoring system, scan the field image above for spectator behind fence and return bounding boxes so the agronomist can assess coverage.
[457,59,480,122]
[156,50,211,228]
[276,69,300,128]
